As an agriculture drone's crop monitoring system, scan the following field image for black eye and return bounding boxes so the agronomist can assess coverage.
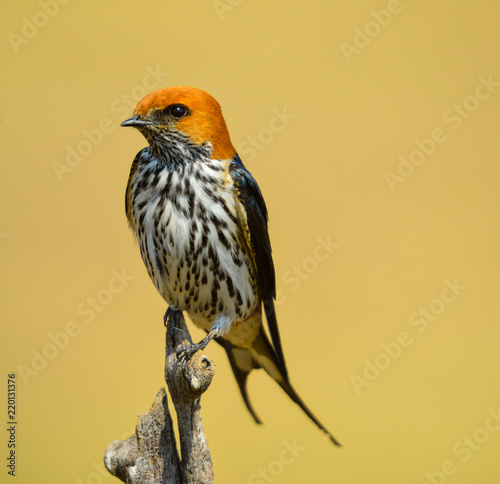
[167,104,189,119]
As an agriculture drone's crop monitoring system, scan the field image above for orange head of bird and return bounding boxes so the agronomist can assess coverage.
[121,86,236,161]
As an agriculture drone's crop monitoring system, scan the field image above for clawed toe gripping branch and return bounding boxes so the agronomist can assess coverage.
[176,328,219,375]
[104,310,216,483]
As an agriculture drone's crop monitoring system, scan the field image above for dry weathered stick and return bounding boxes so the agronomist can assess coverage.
[104,311,215,483]
[104,388,181,483]
[164,310,215,483]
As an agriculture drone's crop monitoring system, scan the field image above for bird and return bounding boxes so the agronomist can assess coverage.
[121,86,341,446]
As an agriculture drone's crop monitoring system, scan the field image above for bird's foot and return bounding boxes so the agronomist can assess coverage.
[164,306,178,327]
[176,328,218,375]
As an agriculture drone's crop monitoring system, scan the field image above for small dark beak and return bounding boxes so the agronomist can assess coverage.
[120,116,152,128]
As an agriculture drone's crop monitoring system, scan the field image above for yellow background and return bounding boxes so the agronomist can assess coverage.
[2,1,500,482]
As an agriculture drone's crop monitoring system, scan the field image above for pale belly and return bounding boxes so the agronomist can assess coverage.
[132,164,259,333]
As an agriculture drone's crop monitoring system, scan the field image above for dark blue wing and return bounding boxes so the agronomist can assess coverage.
[229,154,288,377]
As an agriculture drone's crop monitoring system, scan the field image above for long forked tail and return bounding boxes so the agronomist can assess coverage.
[215,329,342,446]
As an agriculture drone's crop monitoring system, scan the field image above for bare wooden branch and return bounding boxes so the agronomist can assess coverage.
[104,388,181,483]
[104,311,215,483]
[164,310,215,483]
